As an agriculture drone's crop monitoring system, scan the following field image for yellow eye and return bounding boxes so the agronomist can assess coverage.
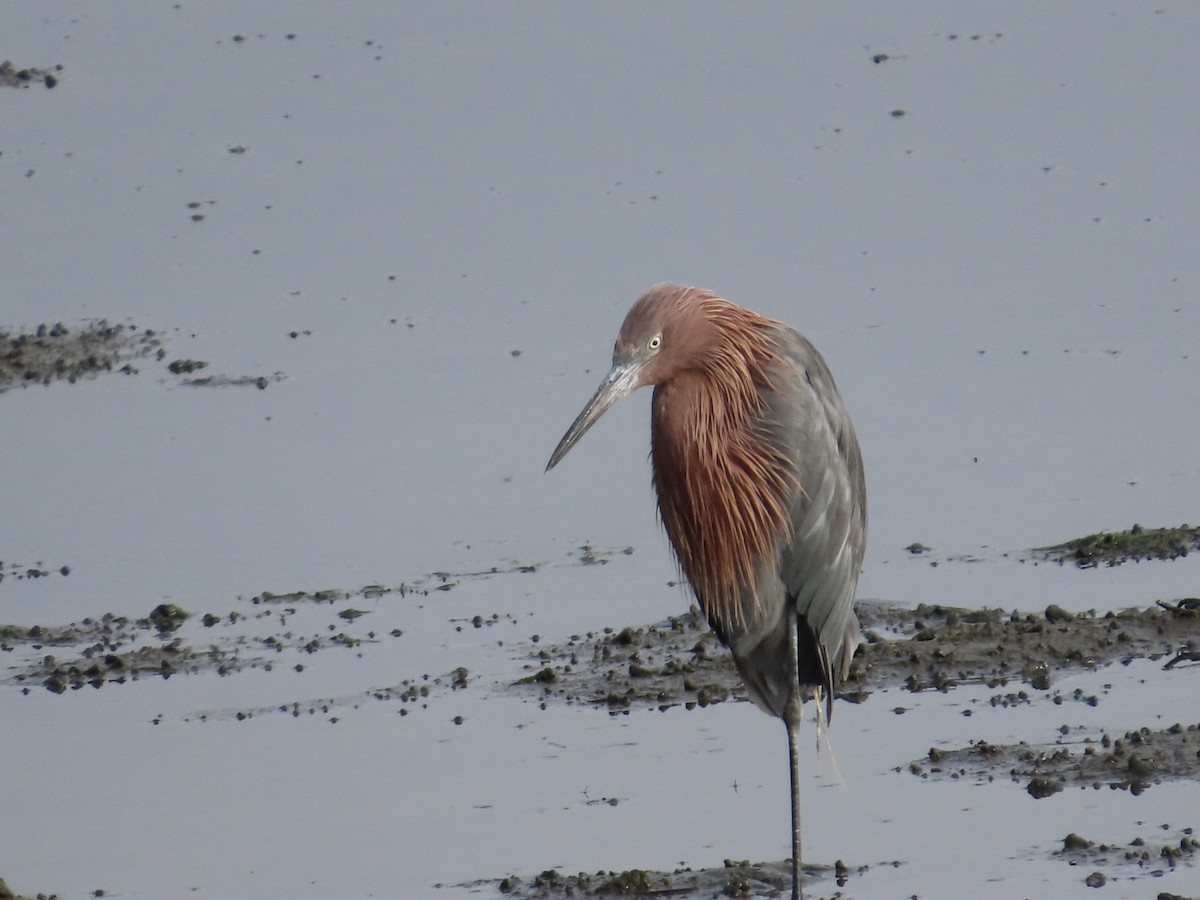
[648,334,662,351]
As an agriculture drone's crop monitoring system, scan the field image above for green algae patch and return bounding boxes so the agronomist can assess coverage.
[1037,524,1200,568]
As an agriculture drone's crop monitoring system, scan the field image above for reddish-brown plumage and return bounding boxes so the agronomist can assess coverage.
[634,286,798,630]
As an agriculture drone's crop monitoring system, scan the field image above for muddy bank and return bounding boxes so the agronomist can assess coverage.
[495,597,1199,897]
[0,549,623,721]
[1,593,403,700]
[509,600,1200,714]
[4,547,1197,895]
[465,858,871,899]
[911,722,1200,797]
[1036,524,1200,568]
[476,826,1197,898]
[474,829,1196,899]
[6,549,1197,726]
[477,829,1198,898]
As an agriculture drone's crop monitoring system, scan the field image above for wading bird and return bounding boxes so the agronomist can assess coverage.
[546,284,866,900]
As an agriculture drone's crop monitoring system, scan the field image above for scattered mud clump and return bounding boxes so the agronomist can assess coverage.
[910,723,1200,796]
[0,60,61,89]
[0,596,387,697]
[2,607,221,695]
[1027,776,1065,799]
[0,558,585,721]
[0,321,163,393]
[1055,826,1198,881]
[1037,524,1200,568]
[167,358,208,374]
[0,560,70,584]
[148,603,189,633]
[511,606,739,713]
[0,319,289,395]
[511,601,1200,713]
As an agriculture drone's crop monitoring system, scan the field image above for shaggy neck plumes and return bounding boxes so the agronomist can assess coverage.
[649,300,796,629]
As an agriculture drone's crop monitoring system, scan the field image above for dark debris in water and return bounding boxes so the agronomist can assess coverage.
[0,60,62,89]
[1037,523,1200,568]
[191,663,473,726]
[243,547,626,607]
[0,560,71,584]
[0,873,62,899]
[179,371,285,390]
[509,600,1200,714]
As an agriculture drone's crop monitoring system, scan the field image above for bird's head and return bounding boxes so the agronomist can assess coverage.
[546,284,718,471]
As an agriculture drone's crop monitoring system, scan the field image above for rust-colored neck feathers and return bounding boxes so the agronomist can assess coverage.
[642,287,796,629]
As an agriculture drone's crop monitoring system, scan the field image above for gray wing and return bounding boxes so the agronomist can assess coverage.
[698,324,866,722]
[758,325,866,711]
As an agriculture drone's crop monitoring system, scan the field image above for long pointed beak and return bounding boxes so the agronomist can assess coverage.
[546,362,641,471]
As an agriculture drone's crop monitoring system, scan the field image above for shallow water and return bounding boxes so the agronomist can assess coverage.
[3,2,1199,897]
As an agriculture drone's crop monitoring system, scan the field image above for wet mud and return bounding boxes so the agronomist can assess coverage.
[1037,524,1200,568]
[464,858,871,899]
[1054,827,1198,890]
[493,597,1199,897]
[0,552,620,723]
[4,602,362,698]
[2,586,424,714]
[509,600,1200,715]
[0,320,285,395]
[912,722,1200,797]
[4,540,1198,897]
[0,321,163,393]
[474,831,1198,899]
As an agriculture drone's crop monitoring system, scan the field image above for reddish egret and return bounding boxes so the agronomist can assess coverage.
[546,284,866,900]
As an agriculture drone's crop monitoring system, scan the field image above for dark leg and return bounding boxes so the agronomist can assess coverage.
[784,613,804,900]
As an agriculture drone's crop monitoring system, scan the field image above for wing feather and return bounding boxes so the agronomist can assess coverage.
[741,326,866,718]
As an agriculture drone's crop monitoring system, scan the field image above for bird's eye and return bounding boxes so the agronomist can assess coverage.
[648,334,662,352]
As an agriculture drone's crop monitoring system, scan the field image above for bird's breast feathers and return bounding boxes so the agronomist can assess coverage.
[650,371,797,629]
